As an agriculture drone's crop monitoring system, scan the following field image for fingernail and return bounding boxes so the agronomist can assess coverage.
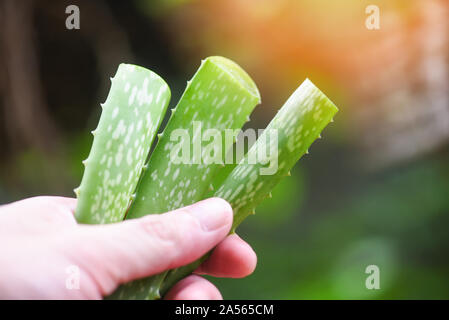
[187,198,233,231]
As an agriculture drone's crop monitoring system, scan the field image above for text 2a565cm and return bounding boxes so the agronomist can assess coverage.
[218,304,274,315]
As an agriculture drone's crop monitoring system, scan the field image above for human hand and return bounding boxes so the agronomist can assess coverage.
[0,196,256,299]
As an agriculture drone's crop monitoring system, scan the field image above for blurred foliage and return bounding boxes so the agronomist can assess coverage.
[210,156,449,299]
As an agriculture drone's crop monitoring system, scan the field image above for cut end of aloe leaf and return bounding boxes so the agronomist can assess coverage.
[125,56,261,219]
[214,77,339,230]
[206,56,261,102]
[303,78,338,113]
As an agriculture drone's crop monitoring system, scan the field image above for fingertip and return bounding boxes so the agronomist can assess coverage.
[230,234,257,277]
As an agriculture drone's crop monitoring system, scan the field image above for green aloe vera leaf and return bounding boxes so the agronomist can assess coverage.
[158,78,338,296]
[75,64,171,224]
[126,56,261,218]
[108,56,261,299]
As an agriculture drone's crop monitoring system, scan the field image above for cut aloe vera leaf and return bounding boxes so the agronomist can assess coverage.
[75,64,171,224]
[159,78,339,296]
[127,56,260,218]
[218,79,338,230]
[109,56,261,300]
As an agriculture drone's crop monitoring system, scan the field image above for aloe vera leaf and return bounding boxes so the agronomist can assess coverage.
[218,79,338,229]
[108,56,261,300]
[159,78,339,296]
[75,64,171,224]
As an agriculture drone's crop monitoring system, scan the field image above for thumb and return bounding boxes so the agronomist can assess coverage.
[65,198,233,295]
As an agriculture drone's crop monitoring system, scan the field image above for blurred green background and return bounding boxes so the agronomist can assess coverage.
[1,0,448,299]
